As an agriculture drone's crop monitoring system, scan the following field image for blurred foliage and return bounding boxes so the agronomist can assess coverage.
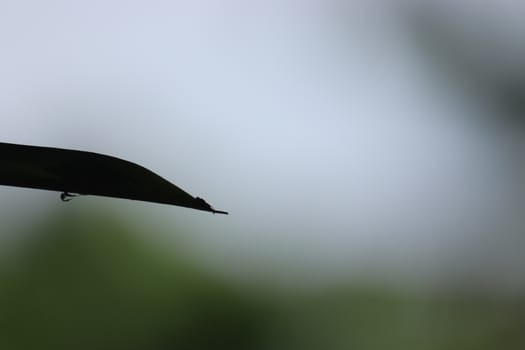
[407,7,525,124]
[0,210,270,350]
[0,209,524,349]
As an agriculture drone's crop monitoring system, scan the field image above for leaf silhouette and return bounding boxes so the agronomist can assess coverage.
[0,142,227,214]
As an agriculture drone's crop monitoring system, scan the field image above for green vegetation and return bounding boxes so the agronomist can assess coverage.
[0,209,523,349]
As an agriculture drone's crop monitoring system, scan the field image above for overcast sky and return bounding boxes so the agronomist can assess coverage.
[1,0,524,290]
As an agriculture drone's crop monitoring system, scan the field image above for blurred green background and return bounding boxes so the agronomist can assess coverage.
[0,206,524,349]
[1,0,525,348]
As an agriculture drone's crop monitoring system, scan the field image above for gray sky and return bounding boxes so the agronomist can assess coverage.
[1,0,524,290]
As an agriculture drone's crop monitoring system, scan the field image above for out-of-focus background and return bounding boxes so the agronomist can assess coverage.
[1,0,525,348]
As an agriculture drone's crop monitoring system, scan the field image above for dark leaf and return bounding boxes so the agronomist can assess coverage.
[0,142,227,214]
